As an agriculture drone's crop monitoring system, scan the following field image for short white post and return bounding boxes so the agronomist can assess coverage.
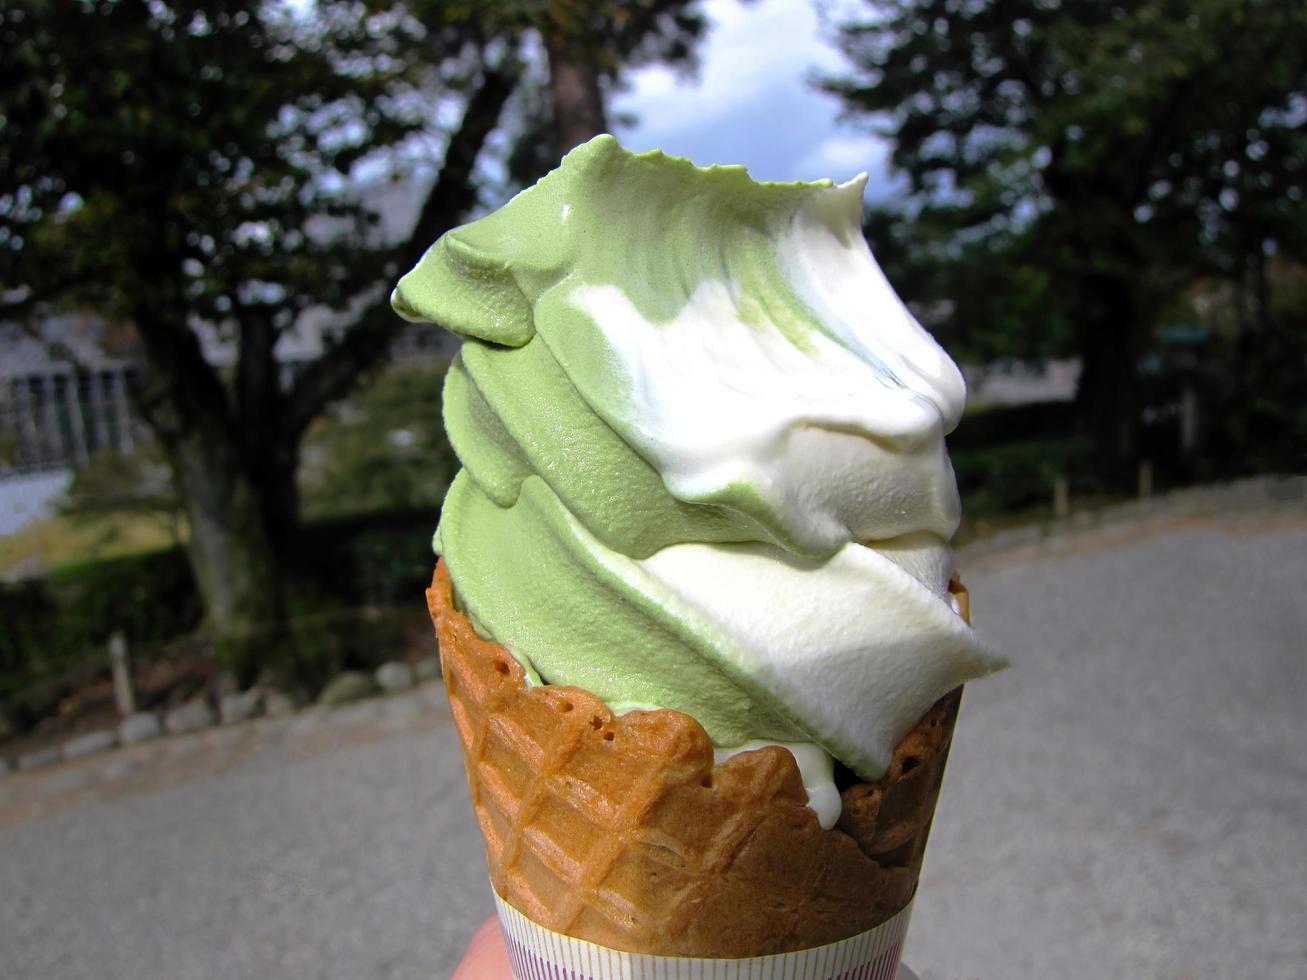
[109,631,135,717]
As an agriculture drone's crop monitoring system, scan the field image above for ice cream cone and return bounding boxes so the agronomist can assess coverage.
[429,562,966,958]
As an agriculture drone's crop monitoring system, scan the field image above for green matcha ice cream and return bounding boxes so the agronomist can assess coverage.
[392,136,1002,823]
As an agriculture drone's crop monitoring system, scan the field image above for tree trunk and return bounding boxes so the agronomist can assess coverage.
[236,313,300,556]
[1254,244,1272,335]
[245,427,301,556]
[120,65,520,693]
[1075,274,1140,485]
[545,26,609,152]
[131,299,296,689]
[168,424,291,688]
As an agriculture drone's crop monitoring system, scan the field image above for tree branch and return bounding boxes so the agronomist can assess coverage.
[235,305,279,438]
[131,301,235,448]
[282,59,520,440]
[397,59,522,273]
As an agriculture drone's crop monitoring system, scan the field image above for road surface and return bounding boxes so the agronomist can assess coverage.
[1,502,1304,980]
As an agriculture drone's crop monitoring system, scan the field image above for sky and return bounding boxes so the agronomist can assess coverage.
[610,0,895,198]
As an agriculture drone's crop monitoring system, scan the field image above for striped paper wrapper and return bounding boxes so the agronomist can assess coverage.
[493,892,913,980]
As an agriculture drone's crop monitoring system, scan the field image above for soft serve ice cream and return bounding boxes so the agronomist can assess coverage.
[392,135,1003,829]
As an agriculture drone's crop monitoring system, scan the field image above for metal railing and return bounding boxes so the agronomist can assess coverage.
[0,368,144,476]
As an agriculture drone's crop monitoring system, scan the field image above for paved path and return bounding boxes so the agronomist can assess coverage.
[0,691,493,980]
[1,502,1304,979]
[908,510,1307,980]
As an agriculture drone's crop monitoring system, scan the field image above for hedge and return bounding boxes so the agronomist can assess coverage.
[1,509,440,725]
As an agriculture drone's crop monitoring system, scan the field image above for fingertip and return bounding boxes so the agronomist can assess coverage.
[453,916,511,979]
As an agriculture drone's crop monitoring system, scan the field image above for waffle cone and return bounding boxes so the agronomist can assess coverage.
[429,562,964,957]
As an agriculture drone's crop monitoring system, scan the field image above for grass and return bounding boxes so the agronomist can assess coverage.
[0,510,185,577]
[1,435,1082,575]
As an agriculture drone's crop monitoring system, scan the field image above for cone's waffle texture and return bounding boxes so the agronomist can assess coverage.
[429,562,963,958]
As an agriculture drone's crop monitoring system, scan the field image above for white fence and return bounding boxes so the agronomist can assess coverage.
[0,367,143,476]
[0,311,455,482]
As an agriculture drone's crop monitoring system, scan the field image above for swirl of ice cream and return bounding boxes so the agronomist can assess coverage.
[392,136,1003,801]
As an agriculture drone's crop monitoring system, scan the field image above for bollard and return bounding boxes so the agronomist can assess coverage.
[109,631,136,717]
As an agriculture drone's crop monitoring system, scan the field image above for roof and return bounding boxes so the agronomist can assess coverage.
[0,314,138,380]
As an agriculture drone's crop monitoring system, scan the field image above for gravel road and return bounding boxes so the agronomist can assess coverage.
[2,504,1304,980]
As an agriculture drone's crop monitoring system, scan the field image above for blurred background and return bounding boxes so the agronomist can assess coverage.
[1,2,1303,979]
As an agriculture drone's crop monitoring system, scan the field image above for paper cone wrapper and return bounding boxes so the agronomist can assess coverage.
[429,562,965,960]
[494,890,913,980]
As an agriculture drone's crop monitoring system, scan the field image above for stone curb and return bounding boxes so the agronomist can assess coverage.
[164,698,216,736]
[3,477,1299,776]
[4,477,1300,776]
[0,659,439,776]
[120,712,163,745]
[959,474,1305,562]
[16,746,61,772]
[219,689,264,725]
[62,730,118,761]
[12,480,1296,778]
[376,661,415,692]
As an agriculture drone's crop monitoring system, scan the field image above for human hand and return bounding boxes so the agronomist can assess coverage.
[451,917,511,979]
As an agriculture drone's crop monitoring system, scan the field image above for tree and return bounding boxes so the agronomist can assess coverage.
[824,0,1307,478]
[538,0,706,151]
[1,0,520,684]
[473,0,709,185]
[300,360,457,519]
[1,0,717,687]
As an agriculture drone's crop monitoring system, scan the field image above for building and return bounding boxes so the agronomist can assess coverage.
[0,314,142,477]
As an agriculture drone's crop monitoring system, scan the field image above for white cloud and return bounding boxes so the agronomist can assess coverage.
[615,0,837,141]
[610,0,899,194]
[793,135,889,182]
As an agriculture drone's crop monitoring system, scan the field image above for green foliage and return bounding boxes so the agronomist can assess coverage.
[1,0,725,688]
[952,437,1091,517]
[0,0,518,681]
[47,549,205,649]
[0,0,734,696]
[1,0,716,328]
[0,548,203,724]
[865,206,1076,363]
[0,509,438,721]
[61,444,184,540]
[1,0,442,322]
[951,400,1078,450]
[0,580,72,721]
[826,0,1307,470]
[828,0,1307,261]
[1195,260,1307,473]
[435,0,708,80]
[271,526,434,692]
[949,401,1087,516]
[299,510,441,607]
[301,360,457,519]
[0,430,18,469]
